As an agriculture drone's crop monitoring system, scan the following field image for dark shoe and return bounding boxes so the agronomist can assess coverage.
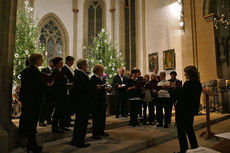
[116,115,120,118]
[66,123,74,127]
[27,145,43,153]
[100,132,109,137]
[131,123,136,127]
[39,122,47,127]
[121,115,128,118]
[136,123,141,126]
[157,123,163,127]
[143,122,147,125]
[62,128,71,131]
[52,129,64,133]
[76,143,90,148]
[149,122,155,125]
[163,124,168,128]
[93,135,102,140]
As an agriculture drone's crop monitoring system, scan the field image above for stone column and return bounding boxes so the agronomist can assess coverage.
[118,0,126,63]
[110,0,115,45]
[135,0,146,74]
[0,0,18,152]
[72,0,79,64]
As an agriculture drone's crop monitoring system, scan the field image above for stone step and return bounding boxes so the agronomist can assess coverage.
[11,115,134,147]
[10,113,230,153]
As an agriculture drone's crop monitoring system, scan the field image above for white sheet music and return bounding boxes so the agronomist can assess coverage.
[215,132,230,140]
[186,147,220,153]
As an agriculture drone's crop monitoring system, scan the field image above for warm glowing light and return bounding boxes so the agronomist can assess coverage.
[169,2,182,20]
[179,21,184,27]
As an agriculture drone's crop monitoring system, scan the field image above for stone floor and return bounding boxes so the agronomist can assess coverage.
[10,113,230,153]
[138,118,230,153]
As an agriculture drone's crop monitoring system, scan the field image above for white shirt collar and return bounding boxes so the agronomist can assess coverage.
[78,69,88,76]
[95,74,103,80]
[65,64,74,76]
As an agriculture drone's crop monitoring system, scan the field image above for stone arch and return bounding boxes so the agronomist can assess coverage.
[83,0,106,51]
[38,13,69,61]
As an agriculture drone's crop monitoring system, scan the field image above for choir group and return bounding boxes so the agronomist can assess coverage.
[18,53,202,153]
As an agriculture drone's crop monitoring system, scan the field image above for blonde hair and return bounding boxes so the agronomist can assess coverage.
[93,64,104,74]
[77,58,88,69]
[28,53,43,65]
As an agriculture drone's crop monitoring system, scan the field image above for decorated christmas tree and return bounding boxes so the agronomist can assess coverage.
[86,29,124,83]
[14,0,46,85]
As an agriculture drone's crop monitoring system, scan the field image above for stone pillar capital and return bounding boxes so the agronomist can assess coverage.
[73,9,79,13]
[110,8,116,13]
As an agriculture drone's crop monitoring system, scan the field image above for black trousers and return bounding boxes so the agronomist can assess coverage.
[52,100,66,130]
[39,89,54,123]
[129,100,140,125]
[168,98,176,124]
[19,100,40,149]
[116,93,127,116]
[92,103,106,136]
[39,100,54,123]
[72,112,89,145]
[65,95,73,125]
[137,101,143,117]
[156,98,171,125]
[176,109,198,153]
[143,102,155,123]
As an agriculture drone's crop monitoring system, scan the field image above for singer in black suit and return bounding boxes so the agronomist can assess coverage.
[61,56,75,127]
[90,64,109,140]
[19,53,45,153]
[71,59,91,148]
[112,67,128,118]
[174,66,202,153]
[51,57,68,133]
[39,59,54,126]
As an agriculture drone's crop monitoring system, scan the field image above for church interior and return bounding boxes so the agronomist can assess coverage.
[1,0,230,153]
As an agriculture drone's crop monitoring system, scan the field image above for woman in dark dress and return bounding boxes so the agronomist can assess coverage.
[19,53,45,153]
[90,64,109,139]
[174,66,202,153]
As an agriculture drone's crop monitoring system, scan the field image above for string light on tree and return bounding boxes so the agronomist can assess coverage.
[13,0,47,85]
[86,29,124,83]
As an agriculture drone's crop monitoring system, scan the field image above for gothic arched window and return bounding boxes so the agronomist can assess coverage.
[88,0,103,46]
[39,20,63,61]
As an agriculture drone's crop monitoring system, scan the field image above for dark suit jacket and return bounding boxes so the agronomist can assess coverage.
[175,80,202,115]
[51,68,67,103]
[19,65,46,116]
[61,65,74,83]
[90,74,106,107]
[71,69,92,113]
[112,74,128,94]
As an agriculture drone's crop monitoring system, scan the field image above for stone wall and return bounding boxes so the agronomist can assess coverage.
[182,0,217,82]
[145,0,183,80]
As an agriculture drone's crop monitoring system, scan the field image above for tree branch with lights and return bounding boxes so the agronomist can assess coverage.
[85,29,124,84]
